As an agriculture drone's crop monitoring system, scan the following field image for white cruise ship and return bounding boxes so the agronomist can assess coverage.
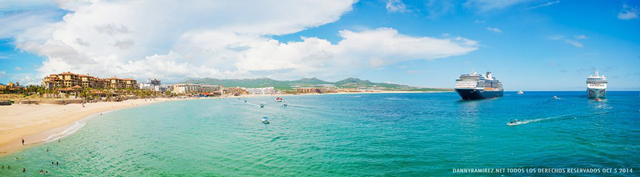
[586,70,607,98]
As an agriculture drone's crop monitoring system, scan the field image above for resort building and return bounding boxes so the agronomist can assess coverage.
[172,84,223,94]
[295,87,337,94]
[244,87,275,95]
[139,78,166,92]
[225,87,248,96]
[42,72,138,90]
[296,87,322,93]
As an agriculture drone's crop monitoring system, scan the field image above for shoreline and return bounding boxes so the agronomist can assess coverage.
[0,91,446,156]
[0,97,199,156]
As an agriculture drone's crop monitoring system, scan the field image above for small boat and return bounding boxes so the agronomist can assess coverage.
[517,91,524,95]
[553,96,559,99]
[275,97,283,102]
[507,119,522,126]
[262,117,270,124]
[594,98,601,101]
[260,103,265,108]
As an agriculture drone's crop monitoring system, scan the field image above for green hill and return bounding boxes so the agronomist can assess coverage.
[181,77,451,91]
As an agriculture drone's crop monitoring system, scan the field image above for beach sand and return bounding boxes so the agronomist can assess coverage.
[0,98,184,155]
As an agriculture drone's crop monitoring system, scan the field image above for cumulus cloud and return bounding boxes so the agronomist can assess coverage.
[386,0,408,13]
[486,27,502,33]
[13,0,479,82]
[618,4,639,20]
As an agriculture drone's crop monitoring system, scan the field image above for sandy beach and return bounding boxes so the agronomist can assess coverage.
[0,98,186,155]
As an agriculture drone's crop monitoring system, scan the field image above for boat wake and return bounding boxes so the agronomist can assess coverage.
[507,115,576,126]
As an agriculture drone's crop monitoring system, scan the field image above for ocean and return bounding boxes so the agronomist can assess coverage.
[1,91,638,176]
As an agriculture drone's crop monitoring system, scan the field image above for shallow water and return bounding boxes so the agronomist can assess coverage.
[1,92,638,176]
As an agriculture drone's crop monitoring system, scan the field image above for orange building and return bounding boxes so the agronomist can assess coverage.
[42,72,138,90]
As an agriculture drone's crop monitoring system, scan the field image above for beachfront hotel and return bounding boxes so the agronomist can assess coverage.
[42,72,138,90]
[171,84,224,94]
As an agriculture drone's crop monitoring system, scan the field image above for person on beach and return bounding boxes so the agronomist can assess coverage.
[52,162,54,165]
[22,168,25,172]
[40,170,43,174]
[46,149,49,152]
[56,161,59,165]
[22,138,25,145]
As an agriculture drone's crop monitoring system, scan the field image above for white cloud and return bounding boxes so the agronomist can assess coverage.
[526,0,560,10]
[14,67,22,71]
[465,0,531,12]
[547,34,585,48]
[474,20,486,24]
[564,39,583,47]
[574,35,587,40]
[618,4,639,20]
[232,28,479,76]
[546,35,564,40]
[13,0,479,82]
[386,0,408,13]
[425,0,454,18]
[0,10,62,38]
[486,27,502,33]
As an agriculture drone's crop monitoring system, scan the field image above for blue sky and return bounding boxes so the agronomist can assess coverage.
[0,0,638,90]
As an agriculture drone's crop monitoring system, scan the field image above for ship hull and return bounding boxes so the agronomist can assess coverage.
[587,88,606,98]
[455,88,503,100]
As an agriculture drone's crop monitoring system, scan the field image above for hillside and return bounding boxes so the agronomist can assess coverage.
[181,77,451,91]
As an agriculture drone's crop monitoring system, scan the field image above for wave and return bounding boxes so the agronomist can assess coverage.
[384,97,409,101]
[39,111,110,143]
[42,120,87,143]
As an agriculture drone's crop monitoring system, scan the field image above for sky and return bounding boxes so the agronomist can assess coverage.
[0,0,638,91]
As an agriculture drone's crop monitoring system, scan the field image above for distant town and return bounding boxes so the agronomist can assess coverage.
[0,72,452,105]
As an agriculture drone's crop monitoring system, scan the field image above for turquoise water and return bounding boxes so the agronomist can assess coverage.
[1,92,639,176]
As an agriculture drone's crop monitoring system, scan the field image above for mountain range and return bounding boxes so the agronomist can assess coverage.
[181,77,452,91]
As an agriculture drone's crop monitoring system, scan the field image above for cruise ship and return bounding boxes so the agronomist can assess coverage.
[586,70,607,98]
[455,70,504,100]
